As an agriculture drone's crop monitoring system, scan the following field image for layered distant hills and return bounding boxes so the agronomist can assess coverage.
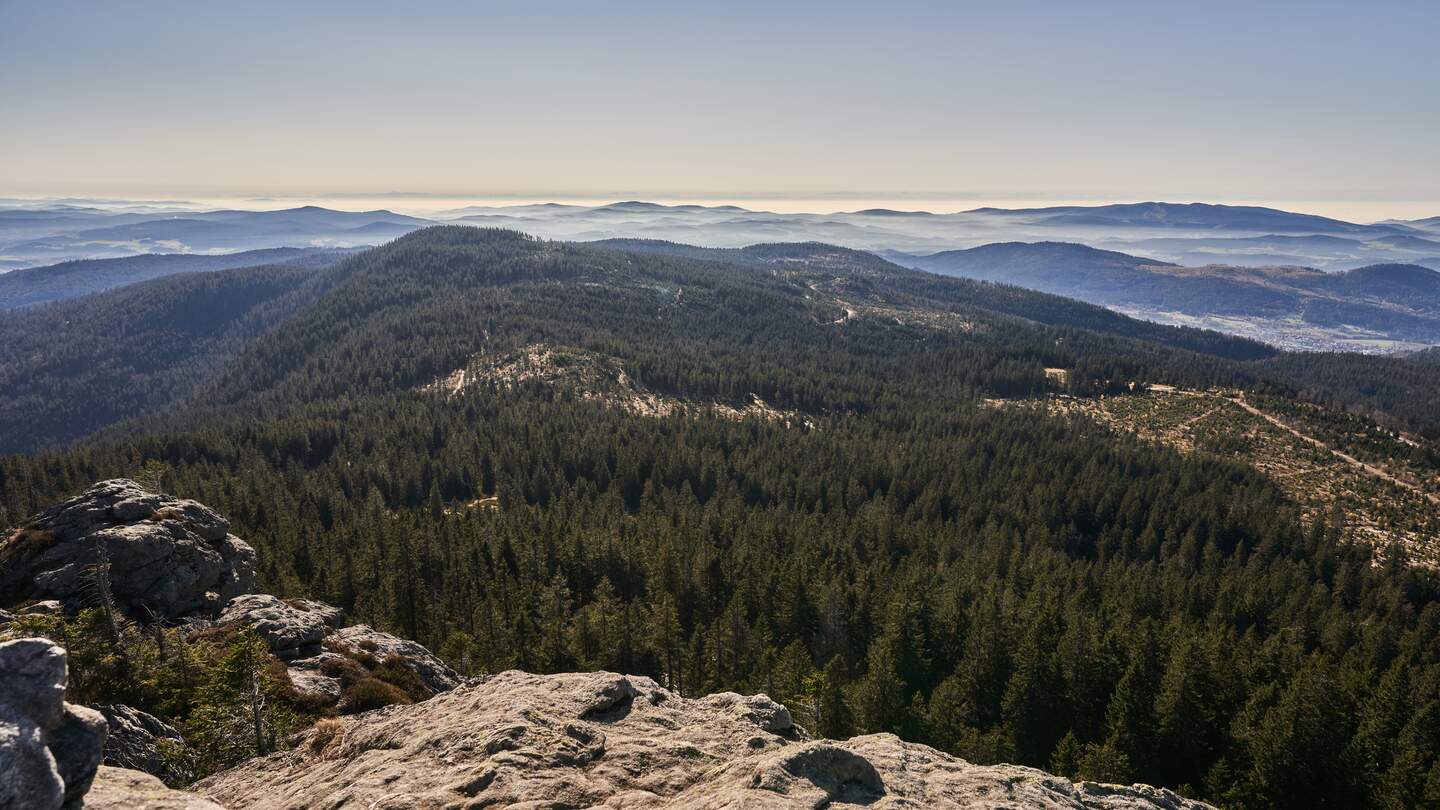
[5,199,1439,272]
[891,241,1440,351]
[0,204,428,269]
[4,199,1439,350]
[0,247,360,309]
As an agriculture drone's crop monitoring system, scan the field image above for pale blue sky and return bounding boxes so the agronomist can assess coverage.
[2,1,1437,217]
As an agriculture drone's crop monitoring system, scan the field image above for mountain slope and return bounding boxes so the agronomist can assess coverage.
[0,247,355,309]
[18,227,1440,456]
[893,241,1171,290]
[193,230,1286,417]
[0,258,343,451]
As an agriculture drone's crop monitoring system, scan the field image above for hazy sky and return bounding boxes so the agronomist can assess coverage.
[3,1,1438,217]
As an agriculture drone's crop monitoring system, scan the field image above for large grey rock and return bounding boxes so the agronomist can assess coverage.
[215,594,344,661]
[0,480,257,620]
[207,597,458,705]
[85,766,226,810]
[331,624,460,694]
[0,638,108,810]
[197,670,1212,810]
[285,667,343,702]
[0,714,63,810]
[51,704,107,804]
[96,704,189,785]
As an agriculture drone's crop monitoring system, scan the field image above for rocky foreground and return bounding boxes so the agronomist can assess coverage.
[1,480,1211,809]
[198,669,1210,809]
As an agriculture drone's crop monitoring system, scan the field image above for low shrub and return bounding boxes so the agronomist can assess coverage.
[372,655,432,701]
[337,677,412,714]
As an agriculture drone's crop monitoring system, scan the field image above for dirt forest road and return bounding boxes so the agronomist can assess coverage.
[1225,392,1440,507]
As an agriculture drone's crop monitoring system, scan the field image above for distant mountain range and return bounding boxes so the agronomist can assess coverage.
[961,201,1414,234]
[3,199,1439,351]
[891,241,1440,351]
[3,200,1438,272]
[0,205,429,268]
[441,201,1440,269]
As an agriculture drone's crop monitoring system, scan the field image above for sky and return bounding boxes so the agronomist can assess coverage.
[3,1,1439,220]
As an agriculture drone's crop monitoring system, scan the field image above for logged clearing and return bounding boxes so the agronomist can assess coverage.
[801,279,977,333]
[422,343,812,428]
[996,385,1440,563]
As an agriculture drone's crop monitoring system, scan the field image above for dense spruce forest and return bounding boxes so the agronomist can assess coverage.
[5,227,1440,808]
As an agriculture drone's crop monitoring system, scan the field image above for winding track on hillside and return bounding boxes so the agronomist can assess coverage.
[1221,392,1440,507]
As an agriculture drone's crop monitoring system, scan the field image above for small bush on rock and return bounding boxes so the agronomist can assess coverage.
[319,654,371,686]
[373,655,432,702]
[338,677,413,714]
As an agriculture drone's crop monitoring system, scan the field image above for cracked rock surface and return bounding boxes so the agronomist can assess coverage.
[206,597,460,703]
[215,594,344,661]
[197,669,1212,810]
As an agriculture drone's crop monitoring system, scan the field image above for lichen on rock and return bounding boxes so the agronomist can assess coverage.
[0,637,108,810]
[196,669,1214,810]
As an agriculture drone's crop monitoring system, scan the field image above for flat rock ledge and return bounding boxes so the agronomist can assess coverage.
[85,766,226,810]
[197,669,1212,810]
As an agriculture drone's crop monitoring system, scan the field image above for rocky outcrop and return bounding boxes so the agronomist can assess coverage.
[215,595,344,661]
[0,638,108,810]
[0,480,256,620]
[331,624,460,694]
[0,481,469,808]
[197,670,1212,810]
[206,596,459,704]
[95,704,189,785]
[85,766,225,810]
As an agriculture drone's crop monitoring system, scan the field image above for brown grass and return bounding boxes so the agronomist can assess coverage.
[304,718,346,758]
[319,654,371,686]
[338,677,413,714]
[373,655,433,702]
[1,527,55,559]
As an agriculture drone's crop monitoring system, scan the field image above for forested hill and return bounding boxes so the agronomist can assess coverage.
[0,246,357,310]
[200,229,1276,410]
[594,238,1275,361]
[4,226,1440,807]
[1,225,1435,451]
[0,256,345,452]
[1,226,1281,454]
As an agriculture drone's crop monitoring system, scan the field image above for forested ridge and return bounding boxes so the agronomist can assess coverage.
[4,227,1440,808]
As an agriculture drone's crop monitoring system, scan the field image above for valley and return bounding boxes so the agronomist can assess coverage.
[1109,308,1432,354]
